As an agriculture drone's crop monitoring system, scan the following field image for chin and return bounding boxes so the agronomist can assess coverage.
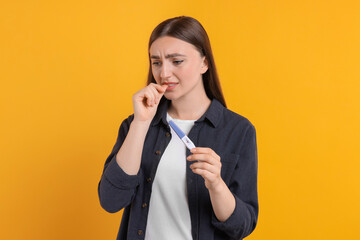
[163,92,177,101]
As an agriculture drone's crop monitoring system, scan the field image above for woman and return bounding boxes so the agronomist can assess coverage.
[98,16,258,240]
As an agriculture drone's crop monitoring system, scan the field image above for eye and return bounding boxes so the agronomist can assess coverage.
[152,61,161,66]
[173,60,184,65]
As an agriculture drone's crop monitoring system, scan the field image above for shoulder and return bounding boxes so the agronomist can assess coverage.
[219,108,257,159]
[221,107,255,133]
[207,98,255,135]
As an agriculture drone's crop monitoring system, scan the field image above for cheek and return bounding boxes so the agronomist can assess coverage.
[179,64,200,80]
[151,68,160,79]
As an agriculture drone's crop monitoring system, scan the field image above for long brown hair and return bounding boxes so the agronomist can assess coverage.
[146,16,226,107]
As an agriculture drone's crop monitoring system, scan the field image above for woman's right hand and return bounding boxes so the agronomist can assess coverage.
[132,83,168,123]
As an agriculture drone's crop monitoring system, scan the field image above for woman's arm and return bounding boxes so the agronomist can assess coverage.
[187,147,235,222]
[115,83,167,175]
[187,123,258,239]
[208,179,236,222]
[98,117,141,213]
[98,83,167,213]
[115,120,151,175]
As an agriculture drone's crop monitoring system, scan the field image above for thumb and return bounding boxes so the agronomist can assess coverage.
[160,84,168,93]
[157,85,168,97]
[156,85,168,104]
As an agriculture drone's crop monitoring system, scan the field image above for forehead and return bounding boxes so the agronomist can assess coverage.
[149,36,200,56]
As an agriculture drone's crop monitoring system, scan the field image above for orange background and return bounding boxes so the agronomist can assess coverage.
[1,0,359,239]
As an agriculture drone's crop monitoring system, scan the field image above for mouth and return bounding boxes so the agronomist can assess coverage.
[162,82,178,91]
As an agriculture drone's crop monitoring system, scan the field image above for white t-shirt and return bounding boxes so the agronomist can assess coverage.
[145,113,195,240]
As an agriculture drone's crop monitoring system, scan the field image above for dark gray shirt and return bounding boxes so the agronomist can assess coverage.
[98,98,258,240]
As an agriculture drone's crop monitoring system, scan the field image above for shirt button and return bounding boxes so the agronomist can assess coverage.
[138,230,143,235]
[155,150,161,155]
[146,177,152,183]
[142,203,148,208]
[165,132,170,137]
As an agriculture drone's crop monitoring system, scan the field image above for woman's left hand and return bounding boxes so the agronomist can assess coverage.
[187,147,223,191]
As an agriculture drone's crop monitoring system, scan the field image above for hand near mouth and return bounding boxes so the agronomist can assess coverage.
[132,83,168,123]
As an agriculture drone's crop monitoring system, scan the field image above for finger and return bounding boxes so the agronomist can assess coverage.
[190,147,215,155]
[190,147,220,161]
[143,92,155,107]
[156,85,168,103]
[187,153,214,162]
[149,85,163,104]
[191,168,217,181]
[148,85,162,105]
[187,153,221,167]
[145,86,156,105]
[190,162,219,175]
[151,83,168,94]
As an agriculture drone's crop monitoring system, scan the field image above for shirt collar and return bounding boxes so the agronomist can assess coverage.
[151,99,171,127]
[151,98,224,128]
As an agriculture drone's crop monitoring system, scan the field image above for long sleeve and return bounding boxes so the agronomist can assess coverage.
[211,123,258,239]
[98,115,140,213]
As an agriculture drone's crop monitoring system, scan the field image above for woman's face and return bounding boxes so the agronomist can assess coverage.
[149,36,208,102]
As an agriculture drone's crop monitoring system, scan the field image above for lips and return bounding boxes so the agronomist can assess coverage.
[162,82,178,85]
[162,82,178,91]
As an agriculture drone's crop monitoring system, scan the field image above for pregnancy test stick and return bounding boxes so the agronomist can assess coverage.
[169,120,196,150]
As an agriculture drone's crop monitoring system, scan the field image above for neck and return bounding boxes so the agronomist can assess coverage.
[168,90,211,120]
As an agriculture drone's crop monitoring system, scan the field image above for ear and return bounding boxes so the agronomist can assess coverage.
[200,57,208,74]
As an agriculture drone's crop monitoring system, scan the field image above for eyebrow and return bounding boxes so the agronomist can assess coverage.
[150,53,186,59]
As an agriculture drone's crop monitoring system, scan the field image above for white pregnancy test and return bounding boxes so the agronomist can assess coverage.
[168,120,196,150]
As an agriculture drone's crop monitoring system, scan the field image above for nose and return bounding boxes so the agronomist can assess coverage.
[160,62,171,80]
